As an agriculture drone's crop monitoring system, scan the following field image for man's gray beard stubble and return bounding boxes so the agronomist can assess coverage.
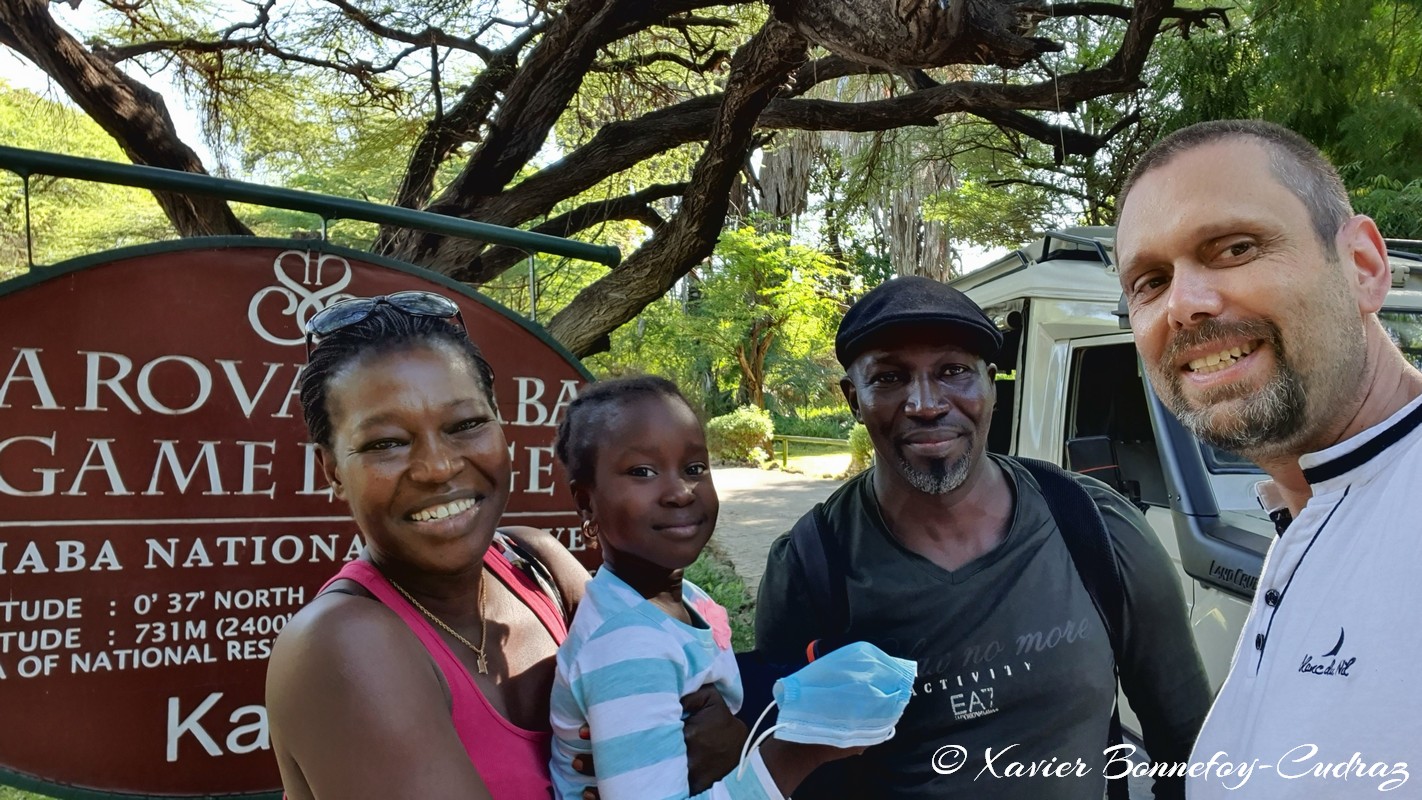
[1161,318,1310,456]
[1171,364,1309,455]
[895,447,974,495]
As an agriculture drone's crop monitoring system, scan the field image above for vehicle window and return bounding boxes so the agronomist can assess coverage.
[1200,443,1262,474]
[1381,310,1422,370]
[1065,343,1169,507]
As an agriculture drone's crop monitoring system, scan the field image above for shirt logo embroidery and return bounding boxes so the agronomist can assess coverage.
[1299,627,1356,677]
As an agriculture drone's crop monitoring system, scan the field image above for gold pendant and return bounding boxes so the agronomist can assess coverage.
[477,653,488,674]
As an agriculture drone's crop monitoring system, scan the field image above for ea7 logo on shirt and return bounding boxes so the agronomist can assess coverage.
[1299,628,1356,678]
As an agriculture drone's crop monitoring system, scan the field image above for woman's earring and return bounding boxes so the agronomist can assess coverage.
[581,518,600,550]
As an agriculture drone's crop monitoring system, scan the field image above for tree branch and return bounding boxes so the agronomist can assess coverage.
[440,0,731,200]
[547,21,809,357]
[592,49,730,74]
[380,41,525,217]
[380,0,736,260]
[0,0,249,236]
[97,35,423,94]
[657,15,740,31]
[1047,3,1230,37]
[783,55,892,97]
[316,0,502,60]
[972,107,1141,162]
[464,183,686,279]
[479,18,1170,235]
[985,177,1091,202]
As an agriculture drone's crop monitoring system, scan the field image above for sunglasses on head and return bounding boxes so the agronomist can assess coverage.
[304,291,467,360]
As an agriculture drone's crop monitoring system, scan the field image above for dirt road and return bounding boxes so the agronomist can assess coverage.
[710,466,842,597]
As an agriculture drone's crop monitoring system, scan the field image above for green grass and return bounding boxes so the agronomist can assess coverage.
[0,787,46,799]
[778,441,851,478]
[684,542,757,653]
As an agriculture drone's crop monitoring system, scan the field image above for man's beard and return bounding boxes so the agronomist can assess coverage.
[893,440,974,495]
[1154,318,1308,456]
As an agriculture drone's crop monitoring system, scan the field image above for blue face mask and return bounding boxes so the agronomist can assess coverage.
[737,641,917,776]
[771,640,917,746]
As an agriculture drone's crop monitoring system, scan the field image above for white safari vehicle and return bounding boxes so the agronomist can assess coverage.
[956,227,1422,734]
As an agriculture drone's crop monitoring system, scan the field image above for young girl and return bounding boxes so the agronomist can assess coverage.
[548,376,910,800]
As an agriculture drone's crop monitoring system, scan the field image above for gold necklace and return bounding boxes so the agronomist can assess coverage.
[389,576,489,675]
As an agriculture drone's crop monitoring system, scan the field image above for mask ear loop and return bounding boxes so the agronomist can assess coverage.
[736,701,783,780]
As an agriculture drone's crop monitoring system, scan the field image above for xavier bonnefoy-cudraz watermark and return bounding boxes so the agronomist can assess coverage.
[930,743,1410,792]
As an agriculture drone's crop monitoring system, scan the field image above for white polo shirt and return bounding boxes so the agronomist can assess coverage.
[1187,395,1422,798]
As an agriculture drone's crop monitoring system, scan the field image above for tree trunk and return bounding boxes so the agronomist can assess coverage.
[0,0,250,236]
[771,0,1060,70]
[734,318,778,408]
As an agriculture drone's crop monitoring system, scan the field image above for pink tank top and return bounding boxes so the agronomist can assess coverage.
[322,548,568,798]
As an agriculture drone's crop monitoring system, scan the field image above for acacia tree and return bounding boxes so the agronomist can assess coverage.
[0,81,171,276]
[1163,0,1422,237]
[696,225,845,408]
[0,0,1224,355]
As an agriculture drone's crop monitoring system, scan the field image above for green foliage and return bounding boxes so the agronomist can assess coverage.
[707,406,774,463]
[591,225,849,417]
[1162,0,1422,224]
[1352,177,1422,239]
[771,406,855,439]
[847,242,894,288]
[237,101,433,247]
[0,81,173,276]
[586,291,727,414]
[922,178,1058,249]
[704,226,848,404]
[479,255,614,326]
[683,543,756,653]
[847,423,874,475]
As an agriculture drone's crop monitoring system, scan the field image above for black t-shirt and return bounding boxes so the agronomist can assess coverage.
[754,455,1210,799]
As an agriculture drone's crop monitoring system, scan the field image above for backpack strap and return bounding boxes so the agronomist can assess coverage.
[732,506,839,728]
[1014,458,1126,657]
[1015,457,1130,800]
[789,505,830,617]
[788,504,852,653]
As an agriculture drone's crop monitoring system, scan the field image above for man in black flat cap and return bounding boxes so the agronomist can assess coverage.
[754,277,1210,799]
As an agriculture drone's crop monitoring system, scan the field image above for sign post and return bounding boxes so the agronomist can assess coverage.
[0,240,595,798]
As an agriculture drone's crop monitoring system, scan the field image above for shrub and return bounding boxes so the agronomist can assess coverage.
[684,543,756,652]
[770,406,856,439]
[707,405,774,463]
[846,423,875,475]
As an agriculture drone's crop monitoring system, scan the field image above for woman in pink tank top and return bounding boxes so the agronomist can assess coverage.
[265,294,591,799]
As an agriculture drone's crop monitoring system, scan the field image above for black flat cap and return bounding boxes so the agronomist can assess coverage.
[835,276,1003,368]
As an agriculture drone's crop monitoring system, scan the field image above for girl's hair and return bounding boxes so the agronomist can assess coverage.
[299,304,495,447]
[554,375,694,486]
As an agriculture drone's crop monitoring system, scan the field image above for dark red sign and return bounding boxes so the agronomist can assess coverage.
[0,241,597,797]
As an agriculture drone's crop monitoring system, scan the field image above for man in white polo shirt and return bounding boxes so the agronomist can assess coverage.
[1115,119,1422,797]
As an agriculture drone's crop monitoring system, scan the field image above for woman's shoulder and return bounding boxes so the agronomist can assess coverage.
[272,586,423,673]
[495,525,590,612]
[268,587,446,737]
